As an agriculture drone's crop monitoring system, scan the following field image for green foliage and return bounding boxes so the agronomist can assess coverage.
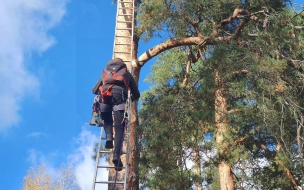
[138,49,217,189]
[137,0,291,41]
[136,0,304,189]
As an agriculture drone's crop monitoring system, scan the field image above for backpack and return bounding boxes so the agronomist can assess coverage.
[98,62,130,103]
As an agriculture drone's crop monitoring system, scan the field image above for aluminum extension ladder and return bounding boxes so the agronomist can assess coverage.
[92,0,135,189]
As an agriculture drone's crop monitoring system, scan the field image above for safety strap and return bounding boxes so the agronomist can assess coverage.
[99,84,114,103]
[102,69,131,92]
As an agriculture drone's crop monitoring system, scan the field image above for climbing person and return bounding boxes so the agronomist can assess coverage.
[91,58,140,171]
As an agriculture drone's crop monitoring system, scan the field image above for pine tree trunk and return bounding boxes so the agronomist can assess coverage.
[127,0,140,188]
[214,70,234,190]
[193,144,203,190]
[109,0,139,189]
[126,87,140,190]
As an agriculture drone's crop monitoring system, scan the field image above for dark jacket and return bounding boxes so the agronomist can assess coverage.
[92,59,140,112]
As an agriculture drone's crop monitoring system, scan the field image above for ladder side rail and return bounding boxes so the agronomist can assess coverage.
[126,0,135,94]
[129,0,135,76]
[92,127,105,190]
[112,0,121,59]
[123,93,132,190]
[124,1,135,189]
[111,0,136,189]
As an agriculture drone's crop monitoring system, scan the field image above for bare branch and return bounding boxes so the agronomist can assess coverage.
[134,37,212,67]
[231,70,249,76]
[182,49,192,86]
[212,8,249,38]
[227,109,243,114]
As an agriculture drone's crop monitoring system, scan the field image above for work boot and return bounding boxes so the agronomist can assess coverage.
[112,153,123,171]
[105,134,113,149]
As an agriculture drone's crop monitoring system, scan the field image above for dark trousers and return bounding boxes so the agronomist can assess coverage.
[101,110,125,155]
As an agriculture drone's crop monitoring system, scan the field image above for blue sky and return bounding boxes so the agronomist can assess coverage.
[0,0,302,190]
[0,1,155,189]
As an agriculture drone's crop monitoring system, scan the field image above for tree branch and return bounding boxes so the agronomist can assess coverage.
[280,54,304,73]
[212,8,249,38]
[229,96,246,103]
[280,75,304,95]
[182,49,192,86]
[134,8,270,68]
[134,37,212,67]
[254,141,299,188]
[231,70,249,76]
[227,109,243,114]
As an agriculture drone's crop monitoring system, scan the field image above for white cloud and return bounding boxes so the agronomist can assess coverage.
[0,0,69,131]
[26,128,109,190]
[27,148,58,167]
[26,131,45,138]
[68,127,109,190]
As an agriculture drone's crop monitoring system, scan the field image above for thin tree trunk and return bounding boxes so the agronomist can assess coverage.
[214,70,234,190]
[193,143,203,190]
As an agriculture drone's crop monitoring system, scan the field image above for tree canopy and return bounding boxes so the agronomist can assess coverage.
[22,163,80,190]
[135,0,304,189]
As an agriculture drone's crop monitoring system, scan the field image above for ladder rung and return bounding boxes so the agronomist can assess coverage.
[96,181,124,184]
[117,20,132,23]
[117,28,132,30]
[98,165,125,169]
[99,150,112,153]
[118,14,133,16]
[119,7,133,10]
[115,35,132,38]
[115,52,132,54]
[99,150,127,154]
[115,43,131,45]
[119,1,133,3]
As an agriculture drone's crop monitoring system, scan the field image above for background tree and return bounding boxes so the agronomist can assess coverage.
[138,48,217,189]
[22,163,80,190]
[136,2,304,189]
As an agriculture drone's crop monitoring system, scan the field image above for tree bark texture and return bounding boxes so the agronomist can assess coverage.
[214,70,234,190]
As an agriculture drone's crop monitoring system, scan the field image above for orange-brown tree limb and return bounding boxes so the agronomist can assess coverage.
[182,49,193,86]
[254,141,299,188]
[231,69,249,76]
[212,8,249,37]
[134,8,269,68]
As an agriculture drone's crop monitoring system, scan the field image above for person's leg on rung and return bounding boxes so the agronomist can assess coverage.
[101,111,114,149]
[112,110,125,170]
